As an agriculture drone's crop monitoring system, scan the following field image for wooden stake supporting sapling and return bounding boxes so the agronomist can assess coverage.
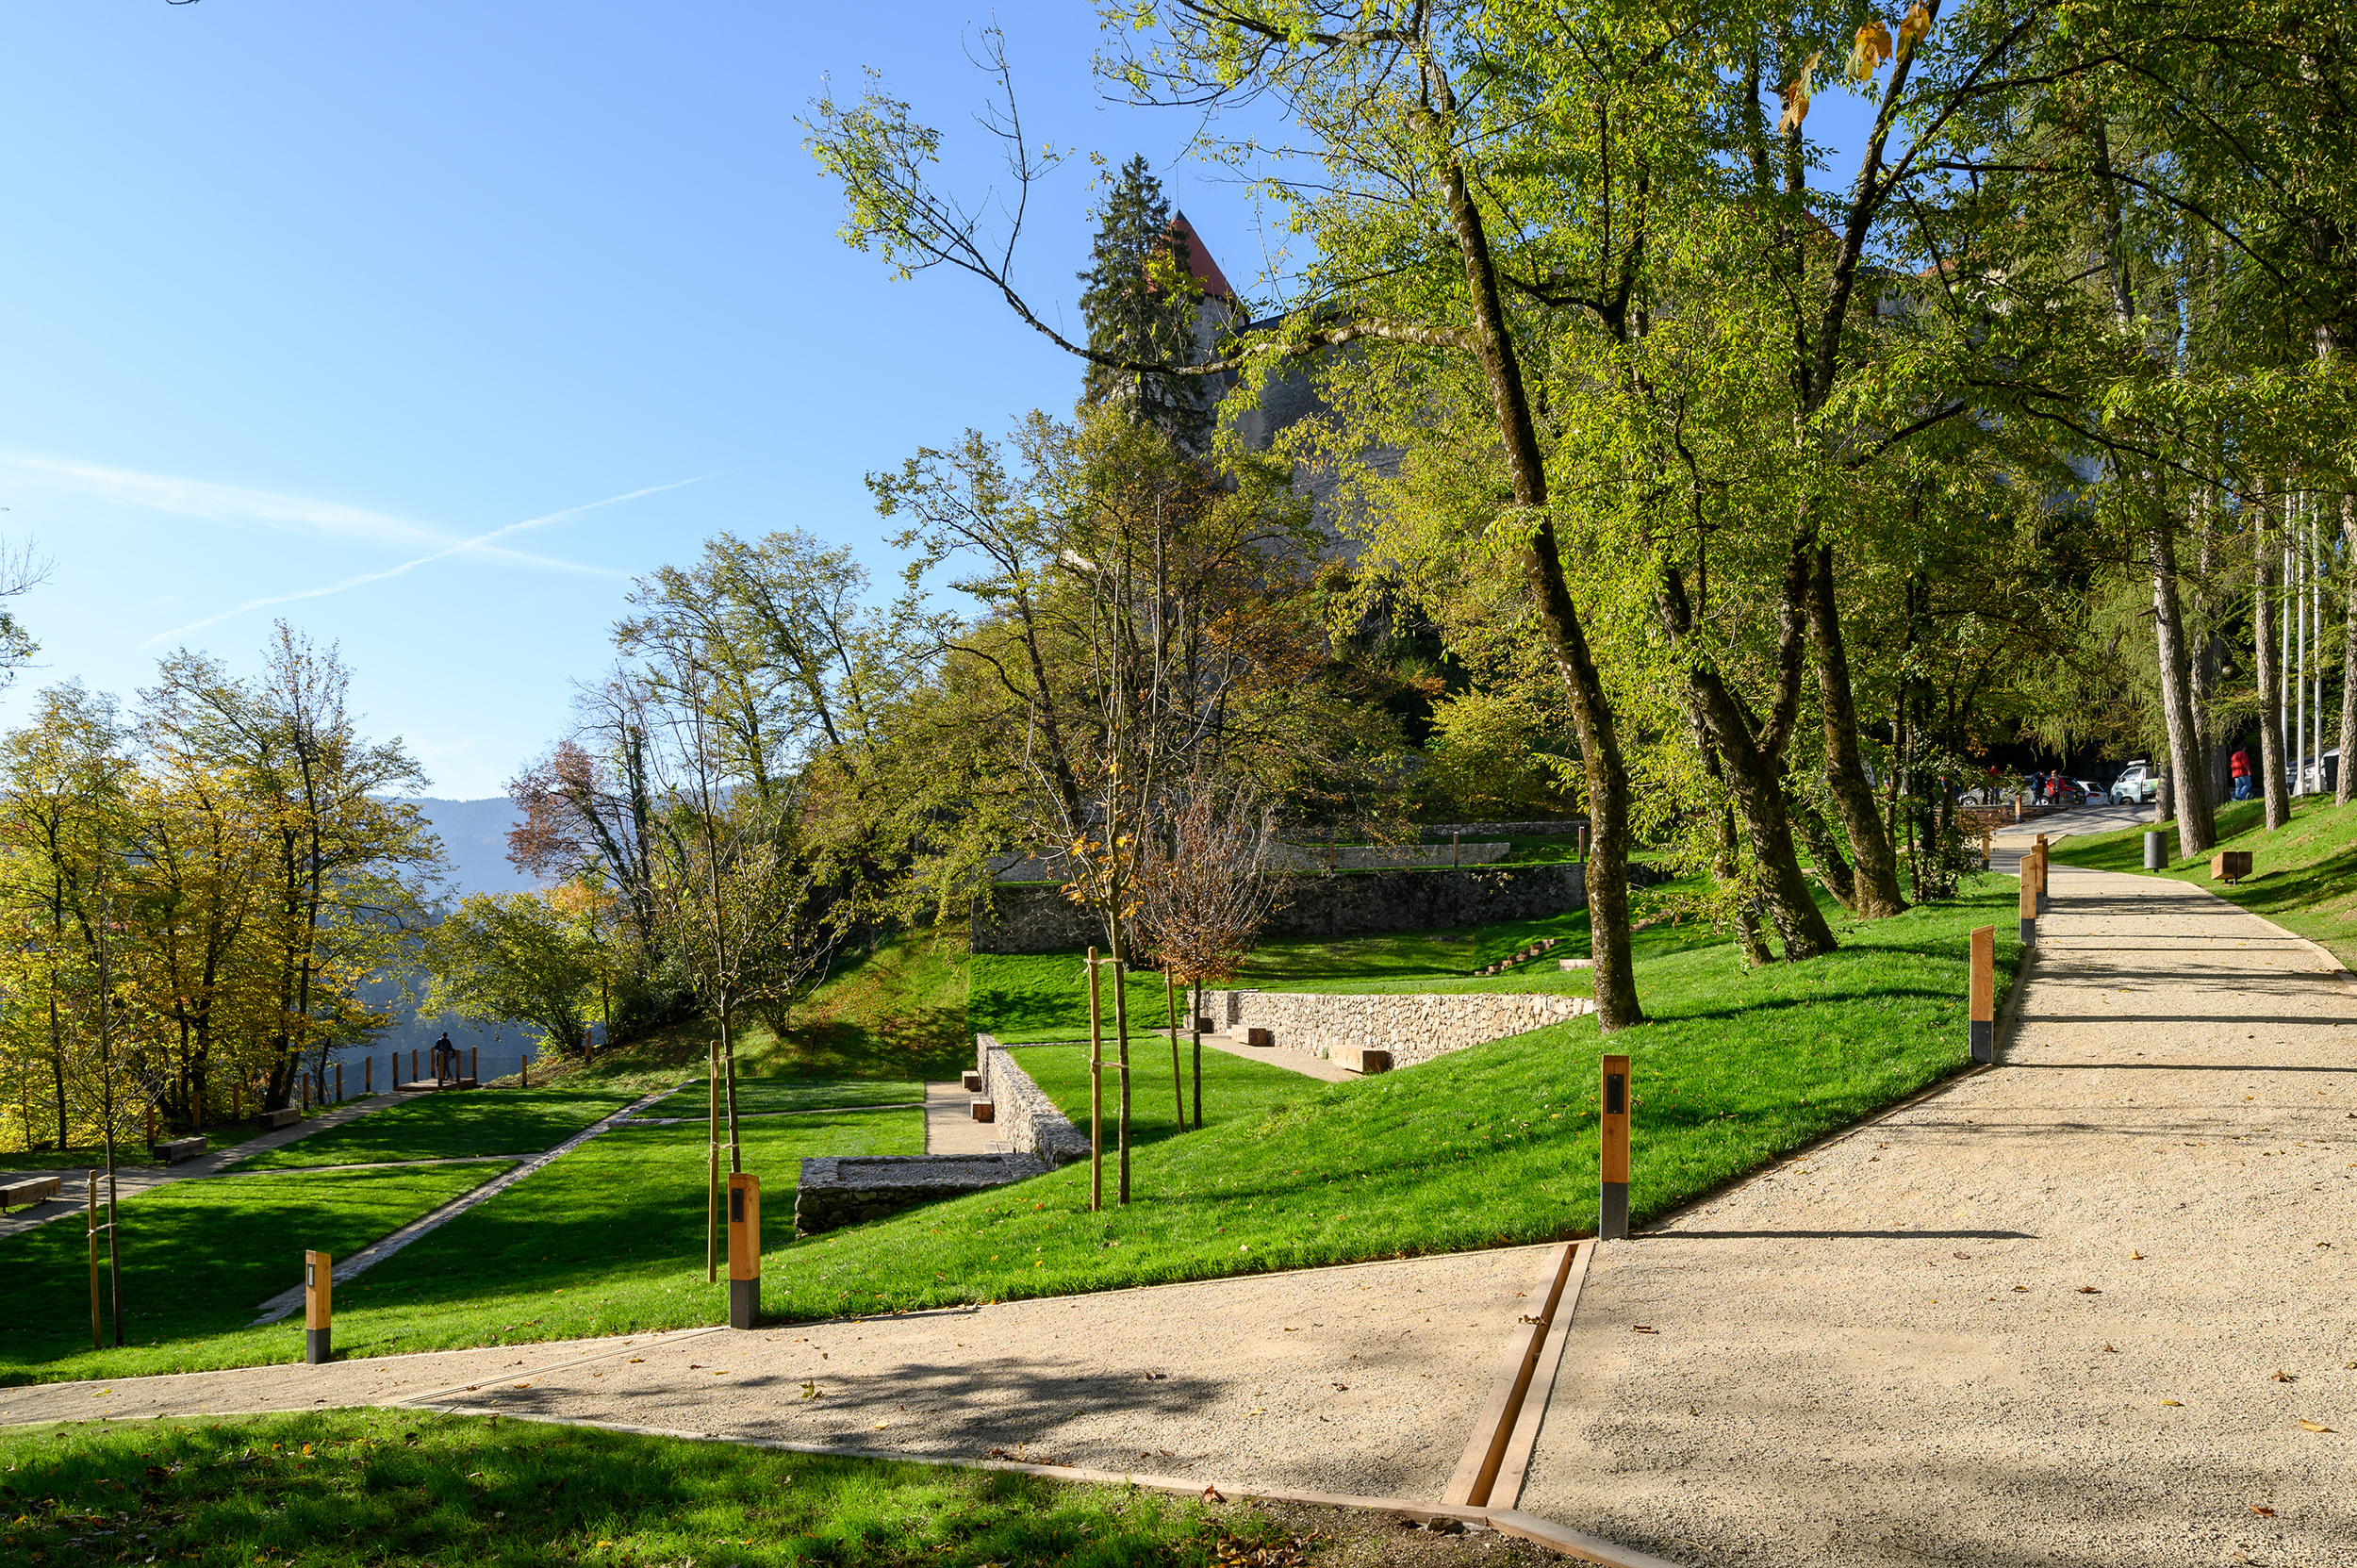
[1970,924,1996,1065]
[1164,970,1185,1131]
[1087,948,1103,1213]
[1599,1055,1631,1241]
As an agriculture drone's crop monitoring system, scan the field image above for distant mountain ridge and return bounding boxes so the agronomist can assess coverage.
[400,796,537,897]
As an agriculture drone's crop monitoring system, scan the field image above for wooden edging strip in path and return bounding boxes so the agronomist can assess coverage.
[404,1403,1681,1568]
[1488,1239,1593,1510]
[1441,1238,1587,1509]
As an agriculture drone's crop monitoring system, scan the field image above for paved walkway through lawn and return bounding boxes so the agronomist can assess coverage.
[1519,858,2357,1567]
[0,1090,420,1242]
[0,1245,1557,1505]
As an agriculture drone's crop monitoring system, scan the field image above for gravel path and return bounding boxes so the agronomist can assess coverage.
[1522,861,2357,1567]
[1,1246,1555,1504]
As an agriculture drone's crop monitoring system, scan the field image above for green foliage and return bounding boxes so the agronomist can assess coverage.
[1078,153,1211,443]
[227,1086,646,1171]
[424,892,605,1057]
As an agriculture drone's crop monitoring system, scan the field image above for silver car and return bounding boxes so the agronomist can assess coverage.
[2074,779,2113,806]
[2112,762,2156,803]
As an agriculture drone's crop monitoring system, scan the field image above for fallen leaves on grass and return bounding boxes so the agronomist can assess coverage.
[1202,1485,1225,1503]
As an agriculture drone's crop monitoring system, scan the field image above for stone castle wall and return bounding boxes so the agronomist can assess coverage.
[1195,989,1594,1071]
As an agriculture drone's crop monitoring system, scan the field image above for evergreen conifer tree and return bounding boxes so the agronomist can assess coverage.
[1077,155,1211,444]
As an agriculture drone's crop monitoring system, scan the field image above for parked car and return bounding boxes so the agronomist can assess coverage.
[2074,779,2113,806]
[2112,761,2157,803]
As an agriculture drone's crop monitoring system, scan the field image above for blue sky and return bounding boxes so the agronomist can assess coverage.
[0,3,1882,800]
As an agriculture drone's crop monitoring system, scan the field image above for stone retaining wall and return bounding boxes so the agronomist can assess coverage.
[794,1152,1047,1236]
[976,1034,1091,1166]
[975,862,1609,954]
[1414,819,1586,838]
[1195,989,1595,1071]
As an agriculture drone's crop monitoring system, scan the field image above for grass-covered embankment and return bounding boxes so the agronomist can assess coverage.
[2051,795,2357,966]
[1006,1040,1317,1149]
[640,1077,924,1118]
[765,875,2022,1321]
[0,1163,514,1385]
[229,1086,647,1171]
[0,1409,1307,1568]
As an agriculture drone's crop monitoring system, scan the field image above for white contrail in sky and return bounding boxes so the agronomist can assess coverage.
[0,448,625,577]
[139,475,710,650]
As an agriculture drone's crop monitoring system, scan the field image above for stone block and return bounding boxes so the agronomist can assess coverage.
[970,1098,996,1122]
[1333,1046,1393,1075]
[961,1070,983,1092]
[154,1136,207,1164]
[1558,956,1593,969]
[256,1108,301,1130]
[1245,1027,1274,1048]
[795,1152,1047,1236]
[0,1174,62,1211]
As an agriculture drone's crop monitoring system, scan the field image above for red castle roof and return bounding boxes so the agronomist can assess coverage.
[1167,210,1235,302]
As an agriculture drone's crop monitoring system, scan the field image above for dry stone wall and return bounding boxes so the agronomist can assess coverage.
[974,863,1602,954]
[976,1034,1091,1166]
[1195,989,1594,1071]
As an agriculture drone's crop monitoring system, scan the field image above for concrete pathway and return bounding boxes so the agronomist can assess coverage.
[923,1081,1005,1154]
[0,1091,420,1242]
[1166,1025,1360,1084]
[1519,861,2357,1567]
[0,1246,1555,1504]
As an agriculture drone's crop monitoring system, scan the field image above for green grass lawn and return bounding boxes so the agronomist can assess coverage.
[754,875,2020,1323]
[0,1163,513,1386]
[7,1108,923,1384]
[2051,794,2357,966]
[766,926,972,1080]
[229,1086,652,1172]
[0,1409,1301,1568]
[1004,1040,1319,1148]
[640,1076,926,1118]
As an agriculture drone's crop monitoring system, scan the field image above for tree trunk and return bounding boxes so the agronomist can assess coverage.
[1805,542,1907,915]
[1426,109,1641,1027]
[2253,492,2291,830]
[1788,796,1858,913]
[2340,493,2356,806]
[2149,511,2216,857]
[1679,661,1838,957]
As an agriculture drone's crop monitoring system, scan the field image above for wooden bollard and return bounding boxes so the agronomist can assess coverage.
[2018,862,2036,946]
[470,1047,478,1081]
[521,1055,529,1087]
[2034,834,2050,914]
[727,1172,761,1329]
[304,1249,332,1363]
[146,1104,157,1149]
[364,1057,371,1094]
[1599,1054,1631,1241]
[1970,925,1996,1065]
[411,1049,420,1083]
[335,1063,343,1102]
[301,1077,310,1113]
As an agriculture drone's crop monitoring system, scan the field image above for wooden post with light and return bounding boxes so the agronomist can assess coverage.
[304,1249,332,1363]
[1599,1054,1631,1241]
[2018,862,2036,946]
[2034,834,2050,914]
[1969,924,1996,1065]
[726,1172,760,1329]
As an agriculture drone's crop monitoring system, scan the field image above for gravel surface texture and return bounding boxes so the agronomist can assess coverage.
[1523,860,2357,1567]
[0,1246,1558,1504]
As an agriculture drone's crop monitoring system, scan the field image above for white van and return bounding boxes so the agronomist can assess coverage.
[2112,761,2157,804]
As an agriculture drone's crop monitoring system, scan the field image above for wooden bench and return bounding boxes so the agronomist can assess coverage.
[256,1108,302,1131]
[961,1070,983,1092]
[2211,850,2252,884]
[0,1174,62,1212]
[969,1098,996,1123]
[1245,1027,1274,1048]
[153,1136,207,1164]
[1332,1046,1393,1075]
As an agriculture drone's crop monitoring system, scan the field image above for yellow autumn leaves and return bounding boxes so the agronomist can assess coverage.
[1780,6,1933,133]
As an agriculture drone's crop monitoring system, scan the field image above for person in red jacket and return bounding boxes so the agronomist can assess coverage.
[2231,747,2252,801]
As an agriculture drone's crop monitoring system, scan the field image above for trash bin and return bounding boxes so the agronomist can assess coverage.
[2143,831,2166,870]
